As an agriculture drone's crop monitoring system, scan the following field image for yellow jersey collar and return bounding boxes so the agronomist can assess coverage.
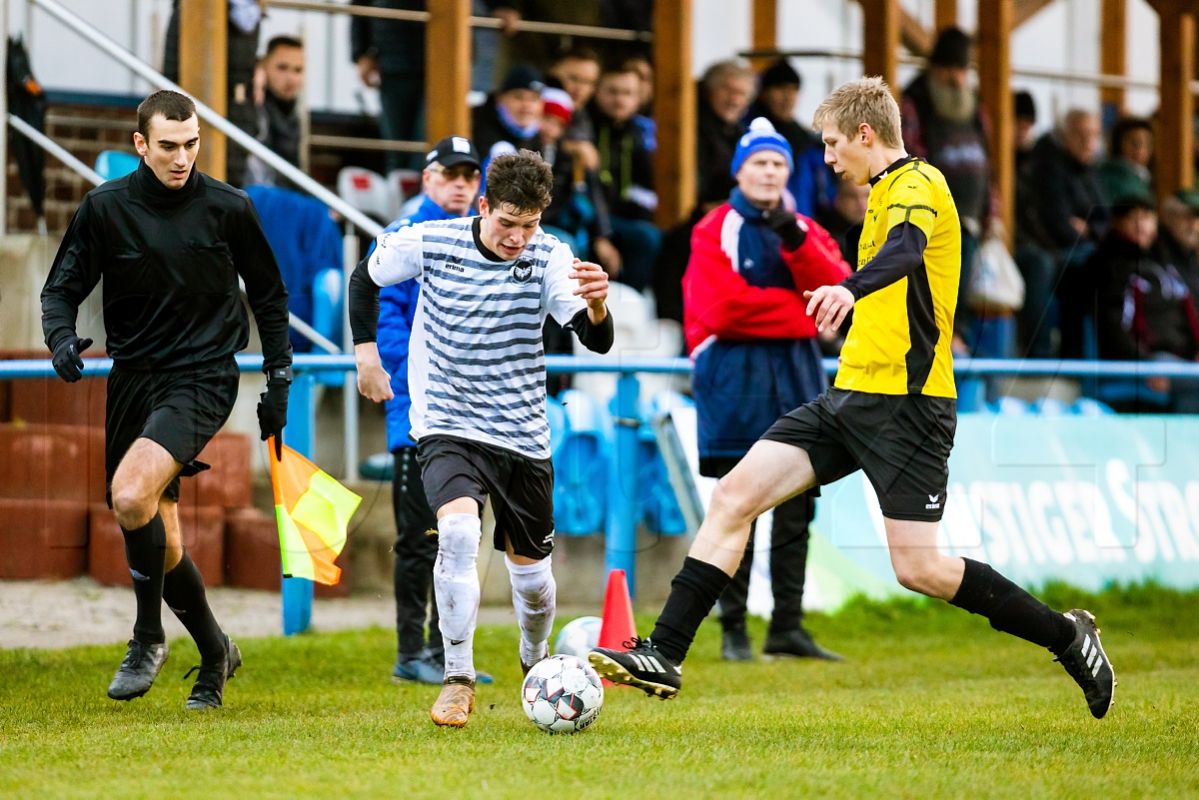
[869,155,918,186]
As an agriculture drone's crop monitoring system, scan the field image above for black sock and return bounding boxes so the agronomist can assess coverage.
[121,514,167,645]
[162,552,226,664]
[950,558,1076,653]
[649,557,733,664]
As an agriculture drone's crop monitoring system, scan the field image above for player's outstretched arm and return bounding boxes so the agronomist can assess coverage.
[348,257,394,403]
[803,285,855,333]
[566,259,615,354]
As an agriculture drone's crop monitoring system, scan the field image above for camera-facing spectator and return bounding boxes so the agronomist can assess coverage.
[589,64,660,292]
[815,180,870,268]
[747,58,834,217]
[247,36,306,188]
[1097,117,1154,205]
[696,59,755,210]
[1095,196,1199,412]
[472,64,544,169]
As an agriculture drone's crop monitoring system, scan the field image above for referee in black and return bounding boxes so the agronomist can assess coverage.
[40,90,292,710]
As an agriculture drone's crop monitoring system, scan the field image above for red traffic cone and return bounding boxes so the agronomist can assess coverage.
[597,569,636,686]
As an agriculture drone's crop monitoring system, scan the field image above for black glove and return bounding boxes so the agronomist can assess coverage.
[51,336,93,383]
[762,207,808,251]
[257,380,290,460]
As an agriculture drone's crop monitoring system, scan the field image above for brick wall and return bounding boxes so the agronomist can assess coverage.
[5,104,136,234]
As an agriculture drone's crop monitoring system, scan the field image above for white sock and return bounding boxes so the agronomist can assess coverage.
[505,554,556,667]
[434,513,482,681]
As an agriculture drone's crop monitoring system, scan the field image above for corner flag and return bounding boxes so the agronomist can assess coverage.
[267,437,362,585]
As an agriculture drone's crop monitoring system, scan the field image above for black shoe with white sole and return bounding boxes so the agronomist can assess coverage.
[1055,609,1116,719]
[589,638,681,699]
[184,635,242,710]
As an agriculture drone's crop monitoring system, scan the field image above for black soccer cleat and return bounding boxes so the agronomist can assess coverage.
[589,638,681,700]
[107,639,169,701]
[721,628,753,662]
[763,627,843,662]
[184,636,242,710]
[1054,609,1116,719]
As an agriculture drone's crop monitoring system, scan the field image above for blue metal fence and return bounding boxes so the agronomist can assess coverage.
[4,353,1199,632]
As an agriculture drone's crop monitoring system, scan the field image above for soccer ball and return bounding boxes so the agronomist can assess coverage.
[553,615,603,659]
[520,654,604,734]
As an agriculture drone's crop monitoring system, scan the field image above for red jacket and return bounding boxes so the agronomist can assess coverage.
[683,202,851,355]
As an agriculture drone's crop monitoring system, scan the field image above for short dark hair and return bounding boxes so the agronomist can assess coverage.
[1109,116,1153,157]
[266,35,304,56]
[553,44,600,66]
[484,150,554,213]
[137,90,196,138]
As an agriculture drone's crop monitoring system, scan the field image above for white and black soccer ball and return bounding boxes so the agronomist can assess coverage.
[520,654,604,734]
[553,615,603,659]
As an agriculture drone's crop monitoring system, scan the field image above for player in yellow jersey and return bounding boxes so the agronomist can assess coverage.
[591,78,1115,720]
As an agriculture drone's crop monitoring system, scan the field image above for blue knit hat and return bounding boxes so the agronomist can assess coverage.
[730,117,794,177]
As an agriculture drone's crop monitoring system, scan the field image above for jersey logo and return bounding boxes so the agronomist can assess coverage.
[511,259,533,283]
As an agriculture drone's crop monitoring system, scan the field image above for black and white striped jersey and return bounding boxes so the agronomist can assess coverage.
[367,217,585,459]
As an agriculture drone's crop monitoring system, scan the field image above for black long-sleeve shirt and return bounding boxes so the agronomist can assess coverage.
[41,161,292,372]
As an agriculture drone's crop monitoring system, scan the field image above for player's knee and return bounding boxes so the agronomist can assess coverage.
[893,557,939,596]
[506,555,555,606]
[436,514,481,574]
[709,480,758,527]
[111,486,155,529]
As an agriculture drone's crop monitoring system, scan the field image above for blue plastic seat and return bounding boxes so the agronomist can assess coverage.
[552,389,610,535]
[1070,397,1116,416]
[637,391,691,536]
[94,150,140,181]
[311,268,344,387]
[989,395,1030,415]
[956,377,988,413]
[1031,396,1070,416]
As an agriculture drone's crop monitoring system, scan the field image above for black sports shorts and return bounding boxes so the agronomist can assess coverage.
[105,357,240,506]
[416,434,555,560]
[761,387,957,521]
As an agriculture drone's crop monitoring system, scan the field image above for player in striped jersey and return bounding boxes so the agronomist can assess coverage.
[349,150,614,727]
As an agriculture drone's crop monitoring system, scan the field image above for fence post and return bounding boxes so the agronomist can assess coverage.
[606,372,641,594]
[281,371,316,635]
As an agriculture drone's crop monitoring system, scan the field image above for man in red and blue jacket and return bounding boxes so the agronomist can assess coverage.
[685,118,850,662]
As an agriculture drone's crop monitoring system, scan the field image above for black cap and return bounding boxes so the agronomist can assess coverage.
[499,63,545,94]
[425,136,481,169]
[1110,193,1156,218]
[1014,90,1036,122]
[929,27,972,68]
[759,58,801,90]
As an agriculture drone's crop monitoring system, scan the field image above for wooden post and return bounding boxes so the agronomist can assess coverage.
[860,0,899,95]
[425,0,471,144]
[977,0,1014,244]
[653,0,695,227]
[1100,0,1126,118]
[179,0,227,180]
[750,0,777,70]
[935,0,957,32]
[1154,0,1195,199]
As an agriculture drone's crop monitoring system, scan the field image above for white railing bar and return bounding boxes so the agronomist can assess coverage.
[30,0,384,240]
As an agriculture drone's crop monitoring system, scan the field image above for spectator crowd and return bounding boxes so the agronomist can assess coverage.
[202,2,1199,414]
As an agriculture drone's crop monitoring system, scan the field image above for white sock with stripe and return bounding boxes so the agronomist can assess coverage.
[434,513,482,682]
[505,554,556,667]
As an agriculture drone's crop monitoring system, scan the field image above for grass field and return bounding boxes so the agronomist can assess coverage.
[1,583,1197,799]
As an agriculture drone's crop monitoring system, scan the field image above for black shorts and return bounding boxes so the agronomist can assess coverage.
[761,388,957,521]
[416,435,555,560]
[105,357,240,506]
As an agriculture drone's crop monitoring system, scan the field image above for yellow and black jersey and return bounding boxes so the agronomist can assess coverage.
[835,157,960,398]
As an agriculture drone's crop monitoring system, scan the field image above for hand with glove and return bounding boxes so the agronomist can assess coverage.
[51,336,94,383]
[257,376,290,460]
[762,206,809,251]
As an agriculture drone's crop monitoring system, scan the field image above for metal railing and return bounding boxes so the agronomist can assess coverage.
[741,47,1199,95]
[264,0,651,42]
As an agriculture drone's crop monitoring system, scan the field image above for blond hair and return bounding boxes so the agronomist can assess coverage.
[812,76,903,148]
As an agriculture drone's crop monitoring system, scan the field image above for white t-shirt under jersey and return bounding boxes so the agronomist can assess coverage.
[368,217,585,459]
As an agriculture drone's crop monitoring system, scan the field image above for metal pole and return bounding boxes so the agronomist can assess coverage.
[341,227,359,483]
[281,372,316,636]
[1,0,10,237]
[606,373,641,594]
[29,0,383,239]
[7,113,104,185]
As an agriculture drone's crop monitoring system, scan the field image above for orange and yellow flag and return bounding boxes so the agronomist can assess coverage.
[267,438,362,586]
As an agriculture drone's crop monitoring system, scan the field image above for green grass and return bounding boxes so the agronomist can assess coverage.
[2,584,1197,799]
